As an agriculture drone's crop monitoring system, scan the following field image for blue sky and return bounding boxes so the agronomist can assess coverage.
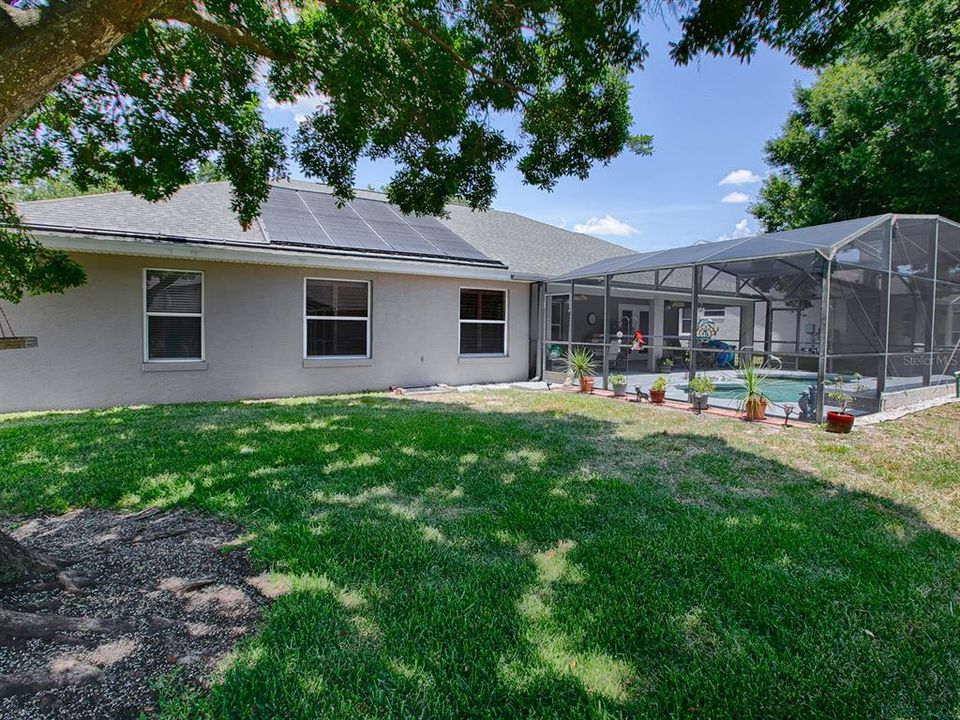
[264,18,814,253]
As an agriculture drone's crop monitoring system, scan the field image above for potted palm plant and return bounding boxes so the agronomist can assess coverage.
[688,374,715,412]
[825,373,865,433]
[737,362,768,421]
[610,374,628,397]
[649,376,667,404]
[563,347,598,393]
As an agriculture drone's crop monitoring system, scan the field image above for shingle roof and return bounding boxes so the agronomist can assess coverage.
[17,181,633,277]
[18,182,264,244]
[440,204,634,278]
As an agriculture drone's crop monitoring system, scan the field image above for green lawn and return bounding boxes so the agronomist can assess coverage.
[2,392,960,718]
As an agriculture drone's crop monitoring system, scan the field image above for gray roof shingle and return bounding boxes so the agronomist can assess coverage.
[17,180,633,277]
[440,204,634,278]
[18,182,265,244]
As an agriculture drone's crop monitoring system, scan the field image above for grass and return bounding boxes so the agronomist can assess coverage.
[2,391,960,718]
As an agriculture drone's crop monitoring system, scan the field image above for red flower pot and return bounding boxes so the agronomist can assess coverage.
[649,389,665,404]
[826,411,855,433]
[579,377,595,394]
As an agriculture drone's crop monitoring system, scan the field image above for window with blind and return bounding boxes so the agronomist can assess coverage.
[144,269,203,361]
[305,279,370,358]
[459,288,507,355]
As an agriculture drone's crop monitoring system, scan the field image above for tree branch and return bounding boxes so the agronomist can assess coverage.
[161,4,286,61]
[399,12,533,101]
[322,0,532,102]
[0,0,170,133]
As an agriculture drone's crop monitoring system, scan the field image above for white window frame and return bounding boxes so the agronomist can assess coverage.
[303,277,372,360]
[458,287,508,357]
[679,305,692,337]
[143,268,205,363]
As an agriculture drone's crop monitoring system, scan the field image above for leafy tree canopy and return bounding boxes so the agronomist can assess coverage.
[1,0,890,302]
[751,0,960,231]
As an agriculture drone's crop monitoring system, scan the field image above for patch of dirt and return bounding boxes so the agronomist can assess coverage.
[0,508,271,719]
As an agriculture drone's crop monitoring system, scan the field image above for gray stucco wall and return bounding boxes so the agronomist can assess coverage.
[0,253,531,413]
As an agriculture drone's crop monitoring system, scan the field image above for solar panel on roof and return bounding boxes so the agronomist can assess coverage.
[299,190,351,217]
[366,221,441,256]
[258,186,501,265]
[349,197,405,223]
[261,188,334,247]
[414,225,492,260]
[295,192,393,251]
[403,214,446,229]
[316,215,392,251]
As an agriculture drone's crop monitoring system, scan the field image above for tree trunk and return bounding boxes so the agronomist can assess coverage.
[0,0,175,133]
[0,529,59,584]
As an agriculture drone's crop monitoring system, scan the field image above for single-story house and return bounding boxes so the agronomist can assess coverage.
[4,183,957,419]
[0,181,631,413]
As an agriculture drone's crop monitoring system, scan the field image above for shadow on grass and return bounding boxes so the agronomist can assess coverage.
[2,394,959,717]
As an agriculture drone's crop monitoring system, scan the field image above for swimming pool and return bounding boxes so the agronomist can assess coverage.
[679,376,817,405]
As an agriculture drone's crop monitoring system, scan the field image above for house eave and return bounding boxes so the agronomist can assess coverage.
[31,229,520,282]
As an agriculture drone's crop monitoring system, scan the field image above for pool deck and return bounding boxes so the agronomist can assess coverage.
[553,382,811,427]
[593,370,822,419]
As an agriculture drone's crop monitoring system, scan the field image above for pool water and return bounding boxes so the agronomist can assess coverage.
[679,377,816,404]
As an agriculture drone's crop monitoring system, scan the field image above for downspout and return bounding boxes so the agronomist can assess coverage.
[535,282,545,381]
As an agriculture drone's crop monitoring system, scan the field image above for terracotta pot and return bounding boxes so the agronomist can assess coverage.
[826,411,855,433]
[649,389,665,404]
[579,377,595,393]
[744,396,767,421]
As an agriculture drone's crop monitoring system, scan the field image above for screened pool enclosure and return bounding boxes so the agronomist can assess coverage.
[538,215,960,421]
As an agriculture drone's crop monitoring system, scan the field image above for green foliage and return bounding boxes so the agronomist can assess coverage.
[688,374,715,397]
[827,372,866,414]
[563,347,597,379]
[752,0,960,230]
[8,177,120,202]
[0,194,86,303]
[0,0,893,300]
[650,375,667,392]
[670,0,897,68]
[610,374,627,385]
[736,362,768,403]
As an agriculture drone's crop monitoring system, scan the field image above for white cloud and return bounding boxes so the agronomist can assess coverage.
[719,169,762,186]
[716,218,755,242]
[263,93,327,121]
[721,191,749,204]
[572,215,638,237]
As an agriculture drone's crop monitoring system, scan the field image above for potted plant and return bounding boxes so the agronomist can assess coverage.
[737,362,768,421]
[649,376,667,404]
[825,373,865,433]
[659,357,674,373]
[610,374,628,397]
[563,347,598,393]
[688,374,715,412]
